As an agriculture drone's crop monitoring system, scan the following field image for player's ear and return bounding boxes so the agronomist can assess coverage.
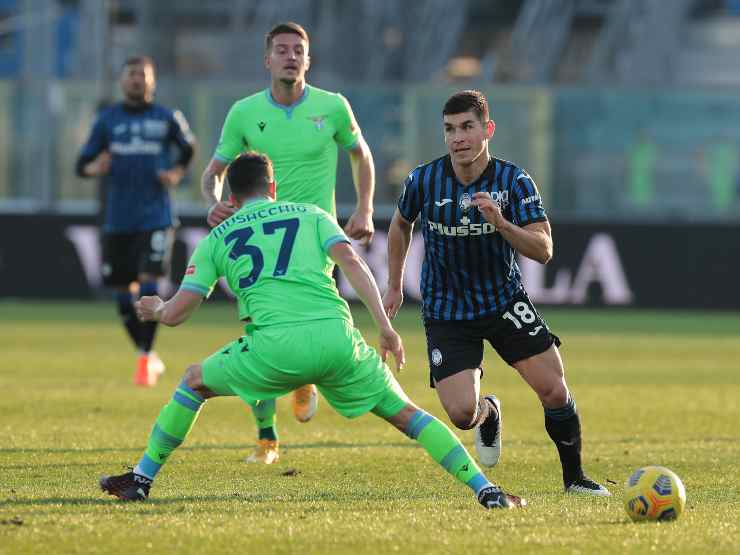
[267,181,276,200]
[304,54,311,72]
[487,120,495,139]
[146,64,157,89]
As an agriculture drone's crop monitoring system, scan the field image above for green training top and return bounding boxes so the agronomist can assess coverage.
[181,198,352,328]
[214,85,361,215]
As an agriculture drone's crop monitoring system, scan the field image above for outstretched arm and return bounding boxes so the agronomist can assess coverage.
[343,137,376,245]
[383,209,414,318]
[75,117,110,178]
[136,289,204,327]
[330,242,405,371]
[159,109,197,189]
[201,158,236,227]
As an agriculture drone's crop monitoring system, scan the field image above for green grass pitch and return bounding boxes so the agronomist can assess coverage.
[1,301,738,554]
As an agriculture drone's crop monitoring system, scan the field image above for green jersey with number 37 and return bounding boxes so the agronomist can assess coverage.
[181,199,352,328]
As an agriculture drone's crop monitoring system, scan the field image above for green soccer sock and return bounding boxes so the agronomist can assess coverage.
[134,380,205,480]
[404,409,492,495]
[249,399,278,441]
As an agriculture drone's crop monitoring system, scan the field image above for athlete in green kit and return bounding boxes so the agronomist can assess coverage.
[99,152,524,510]
[201,22,376,461]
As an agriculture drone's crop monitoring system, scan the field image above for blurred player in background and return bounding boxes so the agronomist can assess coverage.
[201,22,376,464]
[383,90,610,496]
[100,152,524,510]
[76,56,196,387]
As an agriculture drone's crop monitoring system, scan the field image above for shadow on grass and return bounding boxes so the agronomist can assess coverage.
[0,441,417,455]
[3,436,736,456]
[0,490,440,509]
[0,462,105,470]
[0,494,280,507]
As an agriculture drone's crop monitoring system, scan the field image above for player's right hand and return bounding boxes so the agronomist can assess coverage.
[206,201,237,228]
[379,326,405,372]
[84,151,111,177]
[136,296,165,322]
[382,286,404,320]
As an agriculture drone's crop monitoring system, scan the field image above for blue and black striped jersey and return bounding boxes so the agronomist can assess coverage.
[76,102,195,233]
[398,155,547,321]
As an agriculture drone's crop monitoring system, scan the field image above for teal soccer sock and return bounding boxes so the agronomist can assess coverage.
[134,380,205,480]
[404,409,492,495]
[250,399,278,441]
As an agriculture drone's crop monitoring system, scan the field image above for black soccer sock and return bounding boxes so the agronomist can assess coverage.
[138,282,159,353]
[116,291,140,348]
[544,396,583,487]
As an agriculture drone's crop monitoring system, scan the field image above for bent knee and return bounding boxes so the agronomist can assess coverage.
[446,404,478,430]
[539,383,569,408]
[184,364,205,392]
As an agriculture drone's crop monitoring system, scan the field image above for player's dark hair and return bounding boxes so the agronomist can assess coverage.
[122,55,155,72]
[443,90,490,122]
[265,22,309,52]
[227,152,274,198]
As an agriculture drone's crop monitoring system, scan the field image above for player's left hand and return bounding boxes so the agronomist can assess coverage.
[472,192,506,228]
[344,210,375,246]
[379,325,405,372]
[157,166,185,189]
[136,295,165,322]
[207,201,237,227]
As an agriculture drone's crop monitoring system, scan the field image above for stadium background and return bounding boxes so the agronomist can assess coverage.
[1,2,739,554]
[2,0,740,308]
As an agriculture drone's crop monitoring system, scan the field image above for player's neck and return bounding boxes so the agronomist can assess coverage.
[452,152,491,185]
[233,194,273,209]
[270,80,306,107]
[123,95,152,109]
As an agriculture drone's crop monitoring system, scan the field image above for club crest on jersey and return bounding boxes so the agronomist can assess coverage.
[308,115,326,130]
[258,121,266,132]
[431,348,443,366]
[459,193,472,225]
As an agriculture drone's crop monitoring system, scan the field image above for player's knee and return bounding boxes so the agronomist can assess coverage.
[183,364,206,394]
[385,403,419,433]
[539,382,569,408]
[183,364,218,399]
[446,404,478,430]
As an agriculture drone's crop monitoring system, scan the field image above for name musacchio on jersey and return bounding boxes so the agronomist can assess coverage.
[398,155,547,321]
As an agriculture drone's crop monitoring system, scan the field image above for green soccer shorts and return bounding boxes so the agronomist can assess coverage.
[201,318,408,419]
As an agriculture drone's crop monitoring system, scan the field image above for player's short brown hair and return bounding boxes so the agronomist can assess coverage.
[227,152,274,198]
[265,22,309,52]
[443,90,490,122]
[122,55,155,73]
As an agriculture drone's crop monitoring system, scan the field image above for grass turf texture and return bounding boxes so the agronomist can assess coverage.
[0,301,738,554]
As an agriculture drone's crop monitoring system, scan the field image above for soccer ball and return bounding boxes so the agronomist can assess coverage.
[623,466,686,522]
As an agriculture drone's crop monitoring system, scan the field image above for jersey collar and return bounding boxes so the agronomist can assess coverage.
[265,86,310,119]
[447,154,495,189]
[121,101,153,114]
